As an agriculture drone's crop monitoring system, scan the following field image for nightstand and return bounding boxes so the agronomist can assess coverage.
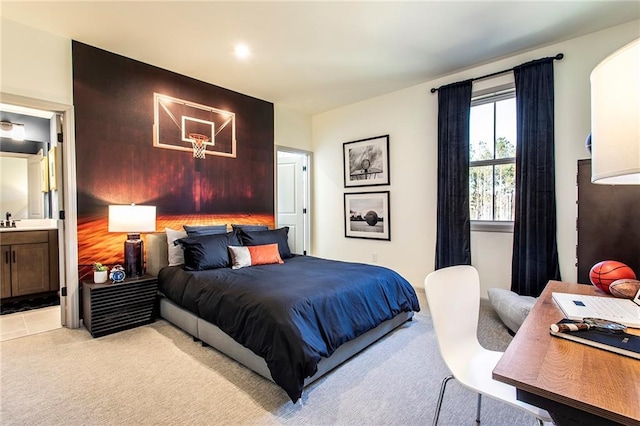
[82,274,158,337]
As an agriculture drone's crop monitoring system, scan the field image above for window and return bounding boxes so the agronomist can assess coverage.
[469,88,516,231]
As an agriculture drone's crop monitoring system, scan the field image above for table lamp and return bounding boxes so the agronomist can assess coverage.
[590,38,640,185]
[108,204,156,277]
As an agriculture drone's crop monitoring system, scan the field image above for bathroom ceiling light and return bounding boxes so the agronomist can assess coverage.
[0,121,25,141]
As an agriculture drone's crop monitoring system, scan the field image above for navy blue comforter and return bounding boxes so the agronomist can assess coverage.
[158,255,420,402]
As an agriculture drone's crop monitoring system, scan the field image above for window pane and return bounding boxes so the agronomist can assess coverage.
[470,165,493,220]
[494,163,515,221]
[470,103,494,161]
[495,98,516,159]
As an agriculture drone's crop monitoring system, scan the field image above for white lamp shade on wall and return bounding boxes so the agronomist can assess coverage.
[590,38,640,185]
[108,204,156,233]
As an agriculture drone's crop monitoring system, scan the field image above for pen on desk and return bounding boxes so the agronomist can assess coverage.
[550,323,590,333]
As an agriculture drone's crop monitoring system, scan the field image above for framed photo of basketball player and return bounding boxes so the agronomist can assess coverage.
[343,135,390,187]
[344,191,390,240]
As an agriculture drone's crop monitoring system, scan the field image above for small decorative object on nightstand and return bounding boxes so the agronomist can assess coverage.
[93,262,108,284]
[82,274,158,337]
[109,264,126,283]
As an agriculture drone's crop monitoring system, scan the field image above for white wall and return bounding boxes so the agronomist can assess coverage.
[1,19,73,105]
[275,105,312,151]
[312,21,640,296]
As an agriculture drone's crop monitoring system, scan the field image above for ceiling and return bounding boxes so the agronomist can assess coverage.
[2,1,639,115]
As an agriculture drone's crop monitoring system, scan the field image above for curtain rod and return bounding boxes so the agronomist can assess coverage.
[430,53,564,93]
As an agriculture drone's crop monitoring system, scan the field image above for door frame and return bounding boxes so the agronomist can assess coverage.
[275,146,312,256]
[1,92,80,328]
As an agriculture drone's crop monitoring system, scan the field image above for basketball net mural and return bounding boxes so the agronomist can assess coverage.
[72,41,274,280]
[153,93,236,159]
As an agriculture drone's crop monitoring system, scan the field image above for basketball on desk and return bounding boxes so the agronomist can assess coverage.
[589,260,637,294]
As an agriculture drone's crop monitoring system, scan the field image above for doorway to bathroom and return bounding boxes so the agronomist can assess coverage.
[0,93,80,334]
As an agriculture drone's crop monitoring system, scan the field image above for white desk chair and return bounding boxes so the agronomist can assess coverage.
[424,265,552,425]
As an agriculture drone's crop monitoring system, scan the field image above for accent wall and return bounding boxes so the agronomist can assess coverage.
[72,41,275,278]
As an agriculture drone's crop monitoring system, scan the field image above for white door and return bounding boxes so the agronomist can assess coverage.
[277,150,309,255]
[27,153,44,218]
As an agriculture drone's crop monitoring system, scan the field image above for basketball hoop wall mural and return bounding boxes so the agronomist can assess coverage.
[153,93,236,158]
[72,41,274,279]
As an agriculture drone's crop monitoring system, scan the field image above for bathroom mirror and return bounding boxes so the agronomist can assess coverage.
[0,106,57,221]
[0,152,49,220]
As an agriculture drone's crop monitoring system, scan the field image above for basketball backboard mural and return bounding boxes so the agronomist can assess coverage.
[153,93,236,158]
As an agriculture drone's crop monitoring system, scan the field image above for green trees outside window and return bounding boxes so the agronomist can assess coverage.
[469,95,516,222]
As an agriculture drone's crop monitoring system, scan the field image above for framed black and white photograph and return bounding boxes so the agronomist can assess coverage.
[344,191,390,240]
[343,135,389,187]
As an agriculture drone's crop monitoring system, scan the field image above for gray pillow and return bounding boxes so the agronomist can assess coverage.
[176,231,241,271]
[238,227,292,259]
[487,288,536,334]
[231,224,269,232]
[183,224,228,236]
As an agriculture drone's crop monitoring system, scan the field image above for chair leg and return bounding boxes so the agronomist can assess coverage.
[475,393,482,424]
[433,375,454,426]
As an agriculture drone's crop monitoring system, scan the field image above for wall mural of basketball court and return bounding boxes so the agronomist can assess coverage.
[72,41,275,279]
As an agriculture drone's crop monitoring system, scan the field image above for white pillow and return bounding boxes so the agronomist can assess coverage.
[165,227,188,266]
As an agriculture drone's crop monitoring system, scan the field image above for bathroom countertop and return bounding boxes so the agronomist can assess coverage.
[0,220,59,232]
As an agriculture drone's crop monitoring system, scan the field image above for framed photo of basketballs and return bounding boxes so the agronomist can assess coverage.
[343,135,390,187]
[344,191,390,240]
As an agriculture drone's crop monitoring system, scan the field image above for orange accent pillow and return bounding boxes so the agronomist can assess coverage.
[247,243,284,266]
[228,243,284,269]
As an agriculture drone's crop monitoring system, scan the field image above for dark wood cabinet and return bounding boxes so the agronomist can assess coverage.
[1,246,11,298]
[577,159,640,284]
[83,275,158,337]
[0,230,59,299]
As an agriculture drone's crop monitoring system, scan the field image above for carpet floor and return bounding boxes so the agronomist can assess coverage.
[0,300,537,425]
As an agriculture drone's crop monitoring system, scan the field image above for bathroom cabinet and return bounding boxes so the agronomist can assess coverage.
[0,230,59,299]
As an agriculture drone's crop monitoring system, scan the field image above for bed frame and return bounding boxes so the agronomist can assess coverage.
[146,232,413,389]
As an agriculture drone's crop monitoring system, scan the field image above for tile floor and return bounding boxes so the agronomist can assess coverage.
[0,306,62,342]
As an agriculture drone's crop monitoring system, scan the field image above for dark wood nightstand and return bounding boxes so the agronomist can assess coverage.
[82,274,158,337]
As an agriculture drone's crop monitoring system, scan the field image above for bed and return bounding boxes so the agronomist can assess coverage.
[146,229,420,402]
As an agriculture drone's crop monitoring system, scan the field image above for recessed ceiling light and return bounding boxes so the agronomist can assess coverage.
[234,44,250,60]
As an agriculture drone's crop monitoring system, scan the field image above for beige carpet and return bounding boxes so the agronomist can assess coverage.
[0,303,535,425]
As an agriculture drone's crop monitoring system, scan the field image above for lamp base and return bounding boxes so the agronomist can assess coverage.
[124,234,144,277]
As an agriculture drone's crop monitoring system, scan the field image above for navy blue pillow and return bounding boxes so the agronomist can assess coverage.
[231,224,269,232]
[239,227,292,259]
[183,224,228,236]
[176,231,241,270]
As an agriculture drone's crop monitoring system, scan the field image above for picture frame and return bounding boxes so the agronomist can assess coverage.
[48,147,57,191]
[40,156,49,192]
[344,191,390,240]
[343,135,390,187]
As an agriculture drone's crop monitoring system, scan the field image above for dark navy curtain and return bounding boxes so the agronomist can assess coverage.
[511,58,561,296]
[435,81,472,269]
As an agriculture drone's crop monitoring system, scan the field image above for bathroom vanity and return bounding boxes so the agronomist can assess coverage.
[0,223,59,299]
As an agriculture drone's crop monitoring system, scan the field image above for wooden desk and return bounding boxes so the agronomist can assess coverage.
[493,281,640,426]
